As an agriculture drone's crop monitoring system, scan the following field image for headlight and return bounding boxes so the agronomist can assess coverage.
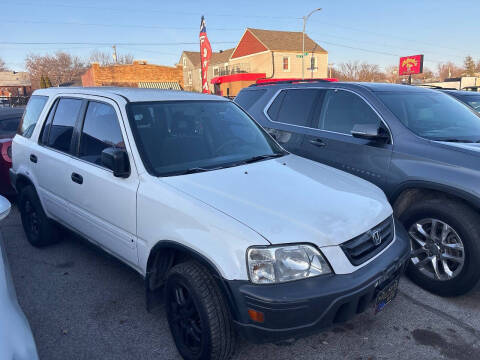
[247,244,332,284]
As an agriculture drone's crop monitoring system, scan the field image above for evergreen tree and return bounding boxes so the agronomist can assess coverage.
[45,76,52,88]
[40,75,46,89]
[463,56,476,76]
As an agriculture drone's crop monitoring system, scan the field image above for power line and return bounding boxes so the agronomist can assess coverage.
[12,2,301,20]
[0,19,241,31]
[0,41,236,46]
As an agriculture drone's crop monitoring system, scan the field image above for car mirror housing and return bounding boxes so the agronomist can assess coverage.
[101,147,130,178]
[351,124,389,141]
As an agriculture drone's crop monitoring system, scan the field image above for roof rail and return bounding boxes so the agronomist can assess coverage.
[415,84,458,90]
[249,78,337,87]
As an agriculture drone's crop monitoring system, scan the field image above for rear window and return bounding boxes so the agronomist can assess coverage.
[234,89,266,110]
[267,89,322,127]
[18,95,48,138]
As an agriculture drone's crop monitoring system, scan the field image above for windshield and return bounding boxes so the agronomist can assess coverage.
[377,91,480,142]
[127,100,284,176]
[456,94,480,113]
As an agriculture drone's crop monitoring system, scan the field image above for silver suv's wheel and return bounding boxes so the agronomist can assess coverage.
[409,218,465,281]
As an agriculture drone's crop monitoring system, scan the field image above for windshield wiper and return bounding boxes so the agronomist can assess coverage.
[241,153,286,164]
[178,167,219,175]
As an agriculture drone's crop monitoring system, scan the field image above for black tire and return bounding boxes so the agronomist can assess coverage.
[19,185,60,247]
[399,196,480,297]
[165,261,235,360]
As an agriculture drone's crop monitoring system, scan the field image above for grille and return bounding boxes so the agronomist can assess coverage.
[341,216,394,266]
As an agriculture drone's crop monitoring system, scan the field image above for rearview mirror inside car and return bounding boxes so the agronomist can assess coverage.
[101,147,130,178]
[351,124,389,141]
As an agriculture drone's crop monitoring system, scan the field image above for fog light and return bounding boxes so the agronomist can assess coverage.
[248,309,264,323]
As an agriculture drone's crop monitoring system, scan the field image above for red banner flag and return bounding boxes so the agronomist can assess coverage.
[199,16,212,93]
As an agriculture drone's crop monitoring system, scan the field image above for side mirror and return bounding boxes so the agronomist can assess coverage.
[101,147,130,178]
[351,124,389,141]
[0,195,11,221]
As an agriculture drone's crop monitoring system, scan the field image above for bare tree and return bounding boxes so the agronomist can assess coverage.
[335,61,385,82]
[436,62,463,80]
[0,57,8,72]
[88,50,134,66]
[25,51,86,87]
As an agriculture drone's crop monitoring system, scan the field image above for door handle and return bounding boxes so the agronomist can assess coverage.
[71,172,83,185]
[309,138,326,147]
[30,154,37,163]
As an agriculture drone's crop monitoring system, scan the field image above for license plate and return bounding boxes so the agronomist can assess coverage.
[374,278,399,314]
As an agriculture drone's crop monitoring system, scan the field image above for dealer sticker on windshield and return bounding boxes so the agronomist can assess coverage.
[374,278,399,314]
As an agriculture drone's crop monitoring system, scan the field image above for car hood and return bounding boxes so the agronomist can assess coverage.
[161,155,392,247]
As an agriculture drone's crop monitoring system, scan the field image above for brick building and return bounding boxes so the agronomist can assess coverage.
[81,61,184,89]
[179,28,328,96]
[0,71,32,98]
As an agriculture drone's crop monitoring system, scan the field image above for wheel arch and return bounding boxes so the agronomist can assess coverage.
[144,240,240,320]
[391,181,480,216]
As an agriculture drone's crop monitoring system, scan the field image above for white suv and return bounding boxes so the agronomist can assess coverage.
[11,88,409,360]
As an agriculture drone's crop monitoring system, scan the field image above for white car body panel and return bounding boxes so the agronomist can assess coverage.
[162,154,392,247]
[11,87,395,282]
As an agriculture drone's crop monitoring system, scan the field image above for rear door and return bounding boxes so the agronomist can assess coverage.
[65,98,139,266]
[302,89,393,188]
[35,96,84,223]
[263,89,326,156]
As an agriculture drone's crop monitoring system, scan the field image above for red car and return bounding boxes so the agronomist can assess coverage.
[0,108,24,197]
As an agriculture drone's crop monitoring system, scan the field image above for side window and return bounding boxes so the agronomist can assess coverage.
[320,90,381,135]
[234,89,266,110]
[40,99,59,144]
[18,95,48,138]
[267,89,323,127]
[79,101,125,166]
[47,98,83,153]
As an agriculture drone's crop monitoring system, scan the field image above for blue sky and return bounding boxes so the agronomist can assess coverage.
[1,0,479,72]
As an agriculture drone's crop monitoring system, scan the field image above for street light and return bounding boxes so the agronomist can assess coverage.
[302,8,322,80]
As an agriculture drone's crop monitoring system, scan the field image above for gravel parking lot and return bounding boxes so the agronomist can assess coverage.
[2,204,480,360]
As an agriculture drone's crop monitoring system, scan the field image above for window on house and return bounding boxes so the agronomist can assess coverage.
[310,57,318,72]
[282,57,290,71]
[188,71,192,85]
[198,69,202,80]
[182,57,187,67]
[213,67,219,76]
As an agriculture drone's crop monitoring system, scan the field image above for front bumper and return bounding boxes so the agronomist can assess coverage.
[226,219,410,343]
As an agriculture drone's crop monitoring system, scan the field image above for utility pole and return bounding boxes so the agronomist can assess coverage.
[112,45,118,64]
[302,8,322,80]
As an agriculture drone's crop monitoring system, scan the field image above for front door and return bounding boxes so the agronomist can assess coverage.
[302,89,393,189]
[66,99,139,266]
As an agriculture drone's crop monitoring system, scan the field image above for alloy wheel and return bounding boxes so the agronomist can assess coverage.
[408,218,465,281]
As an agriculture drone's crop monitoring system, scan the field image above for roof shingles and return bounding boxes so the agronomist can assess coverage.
[247,28,327,53]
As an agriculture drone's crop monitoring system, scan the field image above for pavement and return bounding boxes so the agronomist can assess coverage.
[2,204,480,360]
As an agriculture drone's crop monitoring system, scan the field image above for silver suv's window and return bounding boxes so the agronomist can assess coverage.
[127,100,284,177]
[378,91,480,142]
[18,95,48,138]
